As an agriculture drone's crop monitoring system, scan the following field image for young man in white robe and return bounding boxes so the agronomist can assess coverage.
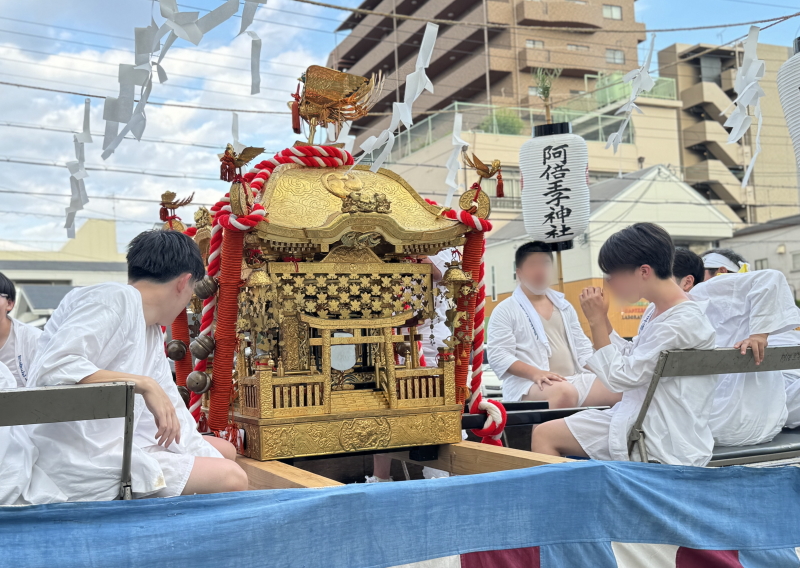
[687,248,800,446]
[768,328,800,430]
[531,223,718,466]
[0,360,66,505]
[0,272,42,387]
[487,241,621,409]
[27,230,248,501]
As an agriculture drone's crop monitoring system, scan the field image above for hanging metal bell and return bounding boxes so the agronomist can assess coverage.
[194,276,218,300]
[177,385,191,408]
[190,335,215,360]
[186,371,212,394]
[166,339,187,361]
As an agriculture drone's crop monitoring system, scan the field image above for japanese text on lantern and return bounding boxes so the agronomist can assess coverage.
[540,144,574,240]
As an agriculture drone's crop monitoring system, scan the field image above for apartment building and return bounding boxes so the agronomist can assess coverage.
[659,43,799,223]
[328,0,645,144]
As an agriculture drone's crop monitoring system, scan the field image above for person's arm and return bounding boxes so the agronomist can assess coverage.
[487,304,565,391]
[80,370,181,448]
[579,287,612,351]
[564,304,595,367]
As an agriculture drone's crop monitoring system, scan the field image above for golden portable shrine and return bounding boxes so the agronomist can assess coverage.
[166,65,505,461]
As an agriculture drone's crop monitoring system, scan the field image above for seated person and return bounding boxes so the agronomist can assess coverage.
[487,241,621,408]
[28,230,248,501]
[531,223,718,466]
[0,272,42,386]
[688,248,800,446]
[768,328,800,430]
[0,361,66,505]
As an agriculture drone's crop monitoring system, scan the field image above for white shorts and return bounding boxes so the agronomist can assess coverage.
[564,408,614,461]
[141,445,195,498]
[569,372,596,407]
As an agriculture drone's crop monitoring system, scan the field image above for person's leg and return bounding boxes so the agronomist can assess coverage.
[182,457,249,495]
[368,454,393,482]
[204,435,237,460]
[581,379,623,407]
[530,418,589,458]
[522,381,579,409]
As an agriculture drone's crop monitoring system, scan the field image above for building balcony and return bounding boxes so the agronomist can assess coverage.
[516,0,603,29]
[684,159,745,206]
[681,81,733,126]
[518,47,600,76]
[683,120,742,169]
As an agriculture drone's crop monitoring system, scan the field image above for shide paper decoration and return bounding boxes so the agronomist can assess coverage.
[326,122,356,154]
[723,26,765,188]
[606,34,656,153]
[520,123,590,247]
[777,38,800,175]
[444,113,469,208]
[354,22,439,172]
[66,0,265,236]
[65,98,93,238]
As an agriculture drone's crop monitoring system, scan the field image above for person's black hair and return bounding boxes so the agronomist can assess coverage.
[701,247,747,265]
[673,248,704,288]
[127,230,205,284]
[0,271,15,303]
[597,222,674,279]
[515,241,553,268]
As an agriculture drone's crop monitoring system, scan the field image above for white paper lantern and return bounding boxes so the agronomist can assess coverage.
[520,123,590,250]
[778,38,800,175]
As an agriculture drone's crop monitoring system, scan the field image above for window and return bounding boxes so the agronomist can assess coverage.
[570,89,586,95]
[754,258,769,270]
[793,252,800,271]
[606,49,625,64]
[566,0,587,3]
[528,86,541,97]
[567,44,589,52]
[603,4,622,19]
[526,39,544,49]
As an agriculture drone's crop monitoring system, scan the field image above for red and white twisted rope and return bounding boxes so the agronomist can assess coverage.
[244,145,353,194]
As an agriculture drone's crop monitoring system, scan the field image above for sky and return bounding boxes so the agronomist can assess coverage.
[0,0,797,253]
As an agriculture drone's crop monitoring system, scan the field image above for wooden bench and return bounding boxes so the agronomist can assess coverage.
[0,382,135,499]
[630,346,800,464]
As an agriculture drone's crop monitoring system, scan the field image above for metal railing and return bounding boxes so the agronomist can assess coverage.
[0,382,135,500]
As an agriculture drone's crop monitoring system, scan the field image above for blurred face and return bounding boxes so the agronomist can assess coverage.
[704,267,729,281]
[0,293,13,319]
[163,274,195,325]
[516,252,553,293]
[604,265,651,304]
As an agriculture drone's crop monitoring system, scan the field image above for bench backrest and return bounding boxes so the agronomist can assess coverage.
[0,382,135,500]
[630,346,800,462]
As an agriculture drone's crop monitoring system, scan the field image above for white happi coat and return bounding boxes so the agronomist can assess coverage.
[577,301,718,466]
[689,270,800,446]
[27,283,221,502]
[419,249,456,365]
[487,286,595,403]
[1,318,42,387]
[0,361,66,505]
[766,328,800,429]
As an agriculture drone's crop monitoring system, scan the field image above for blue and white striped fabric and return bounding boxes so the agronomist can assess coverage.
[2,460,800,568]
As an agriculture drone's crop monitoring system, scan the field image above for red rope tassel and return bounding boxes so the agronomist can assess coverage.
[453,232,482,405]
[208,228,244,431]
[496,169,504,198]
[171,309,192,388]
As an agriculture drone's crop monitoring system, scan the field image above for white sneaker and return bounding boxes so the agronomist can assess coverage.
[364,475,393,483]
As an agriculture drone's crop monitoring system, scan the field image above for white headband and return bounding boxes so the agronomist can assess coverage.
[703,252,742,273]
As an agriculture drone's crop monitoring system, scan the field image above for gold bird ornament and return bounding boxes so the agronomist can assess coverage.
[463,153,504,197]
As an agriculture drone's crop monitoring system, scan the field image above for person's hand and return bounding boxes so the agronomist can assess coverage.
[138,377,181,448]
[734,333,769,365]
[580,287,608,323]
[530,369,566,391]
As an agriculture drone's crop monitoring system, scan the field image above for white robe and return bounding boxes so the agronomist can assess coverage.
[487,286,595,404]
[766,328,800,429]
[0,361,66,505]
[27,282,221,502]
[566,301,717,466]
[0,318,41,387]
[419,249,455,365]
[689,270,800,446]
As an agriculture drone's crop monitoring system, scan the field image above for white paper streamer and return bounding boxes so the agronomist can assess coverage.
[354,22,439,172]
[247,31,262,95]
[232,112,246,154]
[722,26,765,188]
[65,99,93,237]
[239,0,267,36]
[444,113,468,208]
[326,122,356,154]
[606,34,656,153]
